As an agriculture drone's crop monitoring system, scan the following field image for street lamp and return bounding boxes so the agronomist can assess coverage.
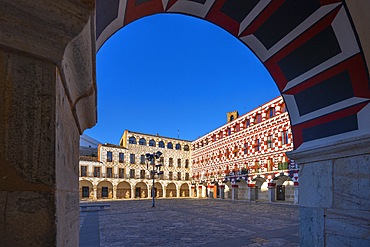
[146,151,163,207]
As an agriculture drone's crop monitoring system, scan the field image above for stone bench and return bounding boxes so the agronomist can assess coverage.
[80,203,111,212]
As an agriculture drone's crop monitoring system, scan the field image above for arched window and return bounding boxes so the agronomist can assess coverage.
[255,114,262,124]
[149,139,156,147]
[267,107,275,119]
[167,142,173,149]
[185,159,189,168]
[184,145,190,151]
[158,141,165,148]
[175,143,181,150]
[230,115,234,121]
[128,137,136,144]
[139,138,146,145]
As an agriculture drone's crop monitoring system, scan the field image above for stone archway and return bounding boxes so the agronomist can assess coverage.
[117,181,131,199]
[154,182,163,198]
[79,180,94,200]
[273,175,294,202]
[166,183,177,197]
[135,182,148,198]
[180,183,190,197]
[97,181,113,199]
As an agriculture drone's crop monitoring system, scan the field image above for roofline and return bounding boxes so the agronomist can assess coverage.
[125,130,192,142]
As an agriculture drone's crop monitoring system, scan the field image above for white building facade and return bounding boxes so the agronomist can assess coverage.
[79,130,192,200]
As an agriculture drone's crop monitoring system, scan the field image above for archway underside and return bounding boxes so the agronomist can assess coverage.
[96,0,370,150]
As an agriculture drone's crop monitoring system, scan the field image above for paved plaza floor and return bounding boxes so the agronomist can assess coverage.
[80,198,299,247]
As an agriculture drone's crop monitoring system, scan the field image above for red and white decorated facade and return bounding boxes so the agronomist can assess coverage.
[191,96,298,202]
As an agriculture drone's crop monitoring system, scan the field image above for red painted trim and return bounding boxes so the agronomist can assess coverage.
[205,0,240,36]
[124,0,164,25]
[285,54,370,99]
[268,183,276,187]
[248,184,255,188]
[292,102,368,147]
[294,182,299,186]
[264,6,341,91]
[232,185,239,188]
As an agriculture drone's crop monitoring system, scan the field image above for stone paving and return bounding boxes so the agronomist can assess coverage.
[80,198,299,247]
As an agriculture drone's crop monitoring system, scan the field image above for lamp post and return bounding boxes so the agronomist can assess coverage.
[146,151,163,207]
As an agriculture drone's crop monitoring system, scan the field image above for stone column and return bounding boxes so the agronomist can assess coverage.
[231,185,239,201]
[219,185,225,199]
[288,137,370,246]
[93,186,98,201]
[294,182,299,204]
[190,185,195,197]
[197,185,202,198]
[176,187,180,198]
[202,185,207,198]
[131,187,135,199]
[113,185,117,200]
[148,187,151,199]
[0,1,96,246]
[268,183,276,202]
[163,188,167,198]
[247,185,256,202]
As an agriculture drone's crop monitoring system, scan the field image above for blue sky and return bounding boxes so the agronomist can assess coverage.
[84,13,279,144]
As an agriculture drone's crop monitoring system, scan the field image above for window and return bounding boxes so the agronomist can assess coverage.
[140,155,146,164]
[255,139,260,152]
[177,172,181,180]
[130,169,135,178]
[185,173,189,180]
[139,138,146,146]
[230,115,234,121]
[213,135,216,141]
[244,143,248,154]
[149,139,156,147]
[169,158,173,167]
[130,154,135,164]
[140,170,145,179]
[158,141,165,148]
[175,143,181,150]
[282,130,289,145]
[129,137,136,144]
[80,166,87,177]
[267,135,273,148]
[235,124,240,132]
[184,145,189,151]
[107,151,112,162]
[177,159,181,168]
[255,114,262,124]
[185,159,189,168]
[167,142,173,149]
[227,128,231,136]
[93,167,101,177]
[219,132,223,139]
[168,172,173,180]
[102,187,108,197]
[246,119,250,127]
[119,153,124,163]
[106,168,112,178]
[159,157,164,165]
[119,168,124,178]
[267,107,275,118]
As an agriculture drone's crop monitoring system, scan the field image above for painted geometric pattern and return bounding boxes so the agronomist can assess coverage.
[96,0,370,150]
[191,97,294,183]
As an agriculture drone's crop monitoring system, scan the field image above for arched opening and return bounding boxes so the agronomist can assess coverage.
[166,183,177,197]
[117,181,131,199]
[273,175,294,202]
[154,182,163,198]
[253,177,268,201]
[135,182,148,198]
[79,180,94,200]
[97,181,113,199]
[180,183,189,197]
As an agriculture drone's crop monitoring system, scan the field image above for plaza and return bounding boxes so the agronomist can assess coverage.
[79,199,299,247]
